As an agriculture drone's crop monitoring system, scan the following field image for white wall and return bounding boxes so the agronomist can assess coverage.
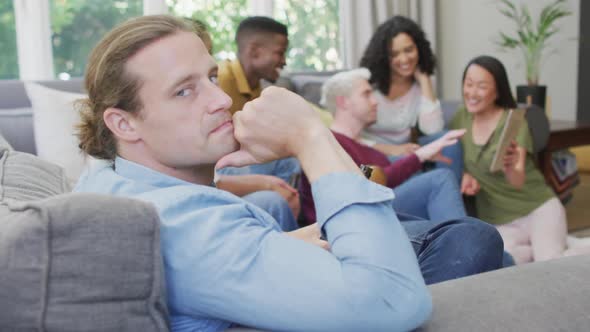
[437,0,580,121]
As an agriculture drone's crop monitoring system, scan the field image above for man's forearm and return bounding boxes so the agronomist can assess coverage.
[295,128,362,183]
[215,174,269,197]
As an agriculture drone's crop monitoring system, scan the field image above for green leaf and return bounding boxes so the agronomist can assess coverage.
[495,0,572,85]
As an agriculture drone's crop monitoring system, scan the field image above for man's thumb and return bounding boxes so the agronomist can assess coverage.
[215,150,257,170]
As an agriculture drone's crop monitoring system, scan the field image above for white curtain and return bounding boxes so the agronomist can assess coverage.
[339,0,437,69]
[248,0,274,16]
[143,0,168,15]
[14,0,54,80]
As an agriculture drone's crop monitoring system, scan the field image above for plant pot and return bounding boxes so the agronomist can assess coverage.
[516,85,547,109]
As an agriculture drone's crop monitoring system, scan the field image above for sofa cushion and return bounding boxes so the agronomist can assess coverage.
[24,82,89,182]
[0,148,71,202]
[419,254,590,331]
[0,193,169,331]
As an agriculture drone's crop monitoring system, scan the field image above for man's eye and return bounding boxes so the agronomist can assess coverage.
[176,88,192,97]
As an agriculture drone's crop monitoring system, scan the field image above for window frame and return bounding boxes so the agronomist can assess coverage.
[10,0,345,80]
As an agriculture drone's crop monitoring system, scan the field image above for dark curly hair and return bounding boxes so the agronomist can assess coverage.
[360,15,436,95]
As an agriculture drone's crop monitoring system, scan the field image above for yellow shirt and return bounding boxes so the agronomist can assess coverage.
[218,59,262,115]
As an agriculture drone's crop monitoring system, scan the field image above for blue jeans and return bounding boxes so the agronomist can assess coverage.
[418,130,464,184]
[400,215,505,284]
[392,168,466,222]
[247,179,505,284]
[217,157,301,183]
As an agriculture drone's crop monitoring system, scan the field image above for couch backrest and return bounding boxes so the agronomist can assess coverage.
[0,145,170,331]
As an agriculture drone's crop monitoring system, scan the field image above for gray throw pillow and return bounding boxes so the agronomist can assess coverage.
[0,149,71,202]
[0,193,169,331]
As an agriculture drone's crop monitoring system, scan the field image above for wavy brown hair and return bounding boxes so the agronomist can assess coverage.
[359,15,436,95]
[76,15,194,160]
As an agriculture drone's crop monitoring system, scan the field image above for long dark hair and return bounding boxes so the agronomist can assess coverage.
[462,55,517,109]
[359,15,436,95]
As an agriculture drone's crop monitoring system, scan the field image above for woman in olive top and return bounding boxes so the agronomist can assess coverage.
[450,55,590,264]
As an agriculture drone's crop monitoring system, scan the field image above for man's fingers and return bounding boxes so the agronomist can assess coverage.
[446,129,466,139]
[435,155,453,165]
[215,150,257,170]
[316,239,331,251]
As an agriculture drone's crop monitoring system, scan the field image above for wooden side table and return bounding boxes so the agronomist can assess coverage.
[538,120,590,196]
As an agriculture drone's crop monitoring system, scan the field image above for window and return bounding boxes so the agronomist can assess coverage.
[167,0,248,61]
[0,0,18,79]
[50,0,142,79]
[274,0,341,72]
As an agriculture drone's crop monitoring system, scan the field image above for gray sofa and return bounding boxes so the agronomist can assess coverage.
[1,77,589,331]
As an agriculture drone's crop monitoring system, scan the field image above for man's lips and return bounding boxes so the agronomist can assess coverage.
[210,120,233,135]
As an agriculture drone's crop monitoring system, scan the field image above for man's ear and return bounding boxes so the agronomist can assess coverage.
[335,95,348,111]
[248,43,260,59]
[103,107,140,143]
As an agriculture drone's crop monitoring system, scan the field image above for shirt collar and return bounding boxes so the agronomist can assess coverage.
[114,157,190,188]
[230,59,261,96]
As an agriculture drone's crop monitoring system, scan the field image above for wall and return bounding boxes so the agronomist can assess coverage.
[436,0,580,121]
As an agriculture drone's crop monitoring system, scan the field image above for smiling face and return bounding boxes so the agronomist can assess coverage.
[463,64,498,114]
[125,31,236,173]
[389,32,419,79]
[251,33,288,83]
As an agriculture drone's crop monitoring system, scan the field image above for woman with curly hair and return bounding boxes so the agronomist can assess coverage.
[360,16,462,182]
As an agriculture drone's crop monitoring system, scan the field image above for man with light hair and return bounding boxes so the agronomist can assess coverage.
[73,15,432,332]
[299,68,507,284]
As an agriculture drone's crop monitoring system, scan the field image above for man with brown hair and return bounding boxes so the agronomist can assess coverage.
[74,15,431,332]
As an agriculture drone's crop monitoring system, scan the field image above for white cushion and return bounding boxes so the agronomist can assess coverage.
[24,82,89,182]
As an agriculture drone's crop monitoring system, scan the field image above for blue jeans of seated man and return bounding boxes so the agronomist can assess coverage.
[418,130,464,184]
[392,168,466,222]
[217,157,301,184]
[242,190,298,232]
[391,168,514,270]
[399,214,505,284]
[244,185,504,285]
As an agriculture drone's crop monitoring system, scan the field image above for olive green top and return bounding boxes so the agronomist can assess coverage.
[450,107,555,225]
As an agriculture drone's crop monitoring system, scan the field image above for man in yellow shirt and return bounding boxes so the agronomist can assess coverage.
[218,16,288,114]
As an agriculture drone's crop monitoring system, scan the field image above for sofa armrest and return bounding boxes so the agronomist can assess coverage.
[419,255,590,331]
[0,193,169,331]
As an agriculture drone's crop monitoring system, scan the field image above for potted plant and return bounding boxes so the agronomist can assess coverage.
[496,0,572,108]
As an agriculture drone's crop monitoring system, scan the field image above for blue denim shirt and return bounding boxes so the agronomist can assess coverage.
[74,157,431,332]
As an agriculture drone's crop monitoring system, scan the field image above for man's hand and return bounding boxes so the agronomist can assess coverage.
[286,224,330,251]
[374,142,420,156]
[414,129,465,164]
[264,176,301,219]
[215,174,300,218]
[216,87,327,170]
[461,172,480,196]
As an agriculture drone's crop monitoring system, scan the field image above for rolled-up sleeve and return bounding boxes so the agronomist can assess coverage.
[163,172,432,332]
